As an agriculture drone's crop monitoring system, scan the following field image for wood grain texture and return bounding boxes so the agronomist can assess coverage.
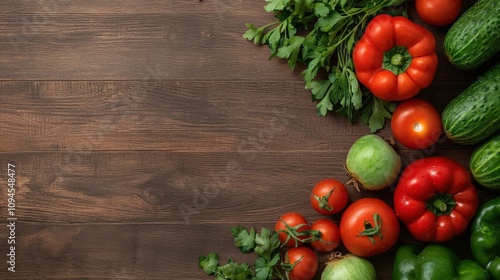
[0,0,495,279]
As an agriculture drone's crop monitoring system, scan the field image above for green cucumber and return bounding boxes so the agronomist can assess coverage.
[470,134,500,190]
[444,0,500,69]
[441,63,500,145]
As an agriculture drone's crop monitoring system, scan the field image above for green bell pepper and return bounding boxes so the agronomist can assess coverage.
[471,196,500,280]
[393,244,490,280]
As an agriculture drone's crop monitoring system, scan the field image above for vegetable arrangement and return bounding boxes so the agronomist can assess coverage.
[199,0,500,279]
[243,0,409,132]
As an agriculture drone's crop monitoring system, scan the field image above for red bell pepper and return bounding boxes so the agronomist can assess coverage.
[394,157,479,243]
[353,14,438,101]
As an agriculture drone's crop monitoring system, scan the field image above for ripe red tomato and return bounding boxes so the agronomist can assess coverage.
[310,219,341,253]
[391,98,442,149]
[275,212,310,247]
[283,246,318,280]
[415,0,462,26]
[340,198,400,257]
[310,178,349,215]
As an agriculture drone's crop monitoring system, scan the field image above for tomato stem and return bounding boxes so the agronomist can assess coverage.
[357,213,384,244]
[281,255,303,271]
[311,188,335,212]
[277,217,319,247]
[343,164,362,192]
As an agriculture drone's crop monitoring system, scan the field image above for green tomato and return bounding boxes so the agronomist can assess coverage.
[321,254,376,280]
[345,134,401,190]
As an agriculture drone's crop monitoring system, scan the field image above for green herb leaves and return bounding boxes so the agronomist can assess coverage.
[244,0,407,132]
[199,226,283,280]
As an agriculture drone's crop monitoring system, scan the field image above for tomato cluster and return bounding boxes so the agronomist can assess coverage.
[274,178,400,280]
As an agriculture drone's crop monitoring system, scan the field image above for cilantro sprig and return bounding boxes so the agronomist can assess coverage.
[244,0,407,132]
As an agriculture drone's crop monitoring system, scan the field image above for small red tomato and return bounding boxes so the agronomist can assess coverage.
[415,0,462,26]
[275,212,310,247]
[340,198,400,257]
[310,219,341,253]
[283,246,318,280]
[391,98,442,149]
[310,178,349,215]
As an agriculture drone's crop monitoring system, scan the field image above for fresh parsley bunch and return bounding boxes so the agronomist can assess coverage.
[199,226,284,280]
[244,0,407,132]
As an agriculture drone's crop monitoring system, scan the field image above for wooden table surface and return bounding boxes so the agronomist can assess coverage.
[0,0,497,279]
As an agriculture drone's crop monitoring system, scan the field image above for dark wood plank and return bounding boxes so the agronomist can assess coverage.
[0,0,487,82]
[0,1,285,81]
[0,79,478,153]
[1,149,487,223]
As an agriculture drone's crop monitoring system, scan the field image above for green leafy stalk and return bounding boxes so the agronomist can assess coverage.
[244,0,407,132]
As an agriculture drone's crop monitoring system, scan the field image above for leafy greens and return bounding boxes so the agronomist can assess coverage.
[244,0,407,132]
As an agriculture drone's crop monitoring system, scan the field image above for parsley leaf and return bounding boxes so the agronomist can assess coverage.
[243,23,264,45]
[254,253,281,280]
[199,253,220,275]
[217,259,254,280]
[317,11,344,32]
[254,228,281,262]
[361,96,397,133]
[314,2,331,17]
[277,36,305,70]
[199,226,284,280]
[231,226,256,254]
[264,0,292,12]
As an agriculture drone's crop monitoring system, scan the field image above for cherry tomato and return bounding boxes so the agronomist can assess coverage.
[310,178,349,215]
[283,246,318,280]
[340,198,400,257]
[275,212,310,247]
[310,219,341,253]
[391,98,442,149]
[415,0,462,26]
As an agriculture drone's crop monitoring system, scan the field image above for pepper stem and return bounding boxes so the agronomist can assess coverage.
[426,193,456,216]
[433,199,448,212]
[391,54,404,66]
[382,46,412,75]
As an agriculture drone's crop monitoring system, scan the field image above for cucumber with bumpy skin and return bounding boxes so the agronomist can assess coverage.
[444,0,500,69]
[441,63,500,145]
[470,134,500,190]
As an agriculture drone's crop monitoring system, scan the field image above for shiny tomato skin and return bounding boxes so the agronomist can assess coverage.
[310,178,349,215]
[391,98,442,149]
[285,246,318,280]
[310,219,341,253]
[340,198,400,257]
[275,212,310,247]
[416,0,462,26]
